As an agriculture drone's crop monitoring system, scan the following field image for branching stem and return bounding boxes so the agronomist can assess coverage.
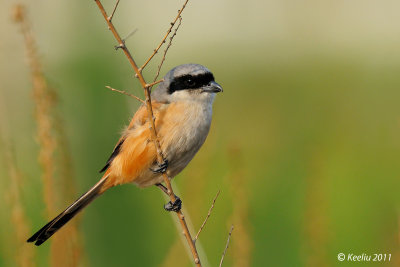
[93,1,200,265]
[105,86,145,104]
[194,190,220,243]
[139,0,189,72]
[219,225,234,267]
[152,16,182,84]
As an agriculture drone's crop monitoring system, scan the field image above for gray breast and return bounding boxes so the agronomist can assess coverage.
[165,101,213,178]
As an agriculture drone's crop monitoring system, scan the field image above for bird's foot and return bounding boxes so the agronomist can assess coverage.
[164,196,182,212]
[151,159,169,174]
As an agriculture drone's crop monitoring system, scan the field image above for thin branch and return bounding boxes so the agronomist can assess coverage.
[114,27,138,50]
[194,190,220,243]
[147,79,164,88]
[152,16,182,83]
[94,0,145,85]
[139,0,189,71]
[105,86,145,104]
[93,1,201,266]
[124,28,138,43]
[107,0,120,22]
[219,225,234,267]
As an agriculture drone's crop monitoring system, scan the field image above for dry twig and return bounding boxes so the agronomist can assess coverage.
[194,190,220,243]
[147,79,164,87]
[123,28,138,43]
[219,225,234,267]
[107,0,120,22]
[152,16,182,83]
[93,0,201,265]
[139,0,189,71]
[105,86,145,104]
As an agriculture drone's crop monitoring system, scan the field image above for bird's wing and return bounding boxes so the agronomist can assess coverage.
[99,103,151,173]
[99,102,165,185]
[99,137,125,173]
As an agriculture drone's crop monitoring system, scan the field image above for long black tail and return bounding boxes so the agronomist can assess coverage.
[27,175,108,246]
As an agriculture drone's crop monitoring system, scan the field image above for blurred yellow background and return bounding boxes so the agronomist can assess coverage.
[1,0,400,266]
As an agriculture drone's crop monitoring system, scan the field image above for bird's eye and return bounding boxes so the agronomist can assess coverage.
[185,78,195,87]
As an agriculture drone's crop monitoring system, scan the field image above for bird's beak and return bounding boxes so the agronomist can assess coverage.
[202,81,223,93]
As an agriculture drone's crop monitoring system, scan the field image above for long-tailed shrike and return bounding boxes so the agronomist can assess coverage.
[27,63,222,246]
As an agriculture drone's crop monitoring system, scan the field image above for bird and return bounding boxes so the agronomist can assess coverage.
[27,63,223,246]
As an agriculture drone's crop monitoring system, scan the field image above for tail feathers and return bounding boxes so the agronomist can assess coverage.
[27,175,109,246]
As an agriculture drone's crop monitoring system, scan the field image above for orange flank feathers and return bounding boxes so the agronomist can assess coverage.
[28,100,192,245]
[100,101,168,190]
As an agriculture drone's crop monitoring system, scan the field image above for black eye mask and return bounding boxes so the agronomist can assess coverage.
[168,72,215,94]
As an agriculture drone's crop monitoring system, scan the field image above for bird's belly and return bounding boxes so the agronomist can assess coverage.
[161,102,212,175]
[132,101,213,187]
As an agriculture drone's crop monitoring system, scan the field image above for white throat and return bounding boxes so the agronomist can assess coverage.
[170,90,216,106]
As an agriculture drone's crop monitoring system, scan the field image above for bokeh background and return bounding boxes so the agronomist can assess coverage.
[1,0,400,266]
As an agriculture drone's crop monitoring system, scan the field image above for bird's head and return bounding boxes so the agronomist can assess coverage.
[152,64,222,103]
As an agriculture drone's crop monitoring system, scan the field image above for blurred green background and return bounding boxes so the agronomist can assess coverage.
[1,0,400,266]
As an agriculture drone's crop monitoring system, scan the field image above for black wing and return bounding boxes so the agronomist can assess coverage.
[99,138,125,173]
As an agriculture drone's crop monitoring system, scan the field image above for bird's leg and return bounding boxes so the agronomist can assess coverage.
[150,159,169,174]
[164,197,182,212]
[156,183,169,195]
[155,183,182,212]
